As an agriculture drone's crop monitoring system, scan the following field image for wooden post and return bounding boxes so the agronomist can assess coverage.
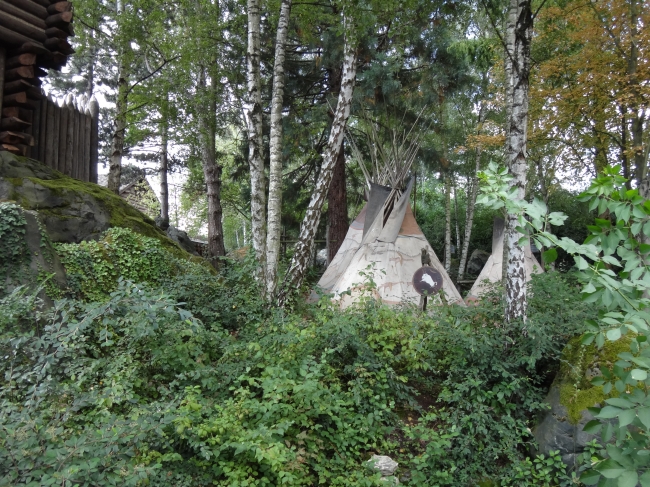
[0,47,6,121]
[84,107,91,182]
[51,99,60,170]
[31,96,41,159]
[38,97,47,162]
[58,97,67,172]
[64,95,73,176]
[72,98,80,178]
[45,97,55,168]
[89,96,99,184]
[78,98,86,181]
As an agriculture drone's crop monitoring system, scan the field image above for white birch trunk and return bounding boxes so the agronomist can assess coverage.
[108,58,128,194]
[444,172,452,273]
[266,0,293,298]
[504,0,533,322]
[279,16,357,303]
[245,0,267,280]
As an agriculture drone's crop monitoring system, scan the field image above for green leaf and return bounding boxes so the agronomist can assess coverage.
[638,408,650,429]
[542,248,558,264]
[581,469,601,486]
[597,406,622,419]
[607,328,622,341]
[618,409,636,428]
[583,419,602,434]
[596,459,626,479]
[631,369,648,381]
[639,470,650,487]
[618,471,638,487]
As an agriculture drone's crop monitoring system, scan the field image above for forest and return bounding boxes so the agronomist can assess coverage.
[0,0,649,485]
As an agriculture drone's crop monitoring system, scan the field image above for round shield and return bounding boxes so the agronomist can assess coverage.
[412,267,443,296]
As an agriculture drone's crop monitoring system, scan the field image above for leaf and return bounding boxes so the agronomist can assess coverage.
[617,409,636,428]
[639,470,650,487]
[637,407,650,429]
[618,471,638,487]
[596,459,626,479]
[607,328,622,341]
[581,469,601,486]
[597,406,622,419]
[583,419,602,434]
[542,248,558,264]
[630,369,648,381]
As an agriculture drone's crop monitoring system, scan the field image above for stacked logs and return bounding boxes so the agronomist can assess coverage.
[0,0,94,180]
[29,93,99,183]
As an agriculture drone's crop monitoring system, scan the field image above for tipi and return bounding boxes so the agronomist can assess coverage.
[467,217,543,300]
[316,176,465,307]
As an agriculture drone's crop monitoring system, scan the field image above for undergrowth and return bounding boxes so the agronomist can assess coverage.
[0,232,595,486]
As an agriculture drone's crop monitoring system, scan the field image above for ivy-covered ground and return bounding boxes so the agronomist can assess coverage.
[0,221,597,486]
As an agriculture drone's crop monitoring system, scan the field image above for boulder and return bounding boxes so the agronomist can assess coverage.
[167,226,199,256]
[466,249,490,276]
[316,248,328,267]
[0,152,184,255]
[533,335,630,470]
[367,455,399,476]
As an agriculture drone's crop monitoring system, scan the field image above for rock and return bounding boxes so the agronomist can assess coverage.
[0,152,184,256]
[167,226,199,256]
[367,455,399,477]
[466,249,490,276]
[1,203,67,305]
[316,248,327,266]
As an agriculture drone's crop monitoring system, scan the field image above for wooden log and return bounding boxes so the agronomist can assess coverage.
[45,26,69,39]
[32,0,51,8]
[0,12,48,43]
[41,52,67,69]
[3,92,28,106]
[72,100,80,178]
[16,41,50,57]
[0,25,35,47]
[6,53,36,69]
[4,80,42,99]
[0,131,34,146]
[0,1,48,30]
[44,98,55,169]
[38,97,47,162]
[52,100,60,171]
[3,106,33,120]
[1,117,31,131]
[4,0,48,19]
[0,47,5,119]
[81,106,89,181]
[89,97,99,184]
[1,143,27,155]
[64,95,74,176]
[45,12,73,28]
[48,2,72,14]
[44,37,74,55]
[58,98,68,172]
[5,66,34,81]
[30,99,40,160]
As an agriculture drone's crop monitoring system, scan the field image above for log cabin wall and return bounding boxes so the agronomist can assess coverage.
[0,0,98,183]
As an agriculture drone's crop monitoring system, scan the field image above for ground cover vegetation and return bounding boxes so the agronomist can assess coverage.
[0,228,595,485]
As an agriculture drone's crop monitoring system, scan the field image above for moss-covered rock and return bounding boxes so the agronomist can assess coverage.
[0,152,194,260]
[533,334,628,469]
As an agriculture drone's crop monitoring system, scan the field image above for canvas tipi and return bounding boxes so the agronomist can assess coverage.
[467,217,543,300]
[316,176,464,307]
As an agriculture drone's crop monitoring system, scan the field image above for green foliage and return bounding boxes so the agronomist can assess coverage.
[479,164,650,486]
[54,227,210,301]
[0,202,28,279]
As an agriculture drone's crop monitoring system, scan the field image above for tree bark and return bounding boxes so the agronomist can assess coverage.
[444,171,452,273]
[0,47,6,117]
[458,107,484,280]
[199,68,226,267]
[265,0,293,298]
[328,146,348,262]
[245,0,267,280]
[108,43,128,193]
[504,0,533,323]
[159,102,170,229]
[279,16,357,304]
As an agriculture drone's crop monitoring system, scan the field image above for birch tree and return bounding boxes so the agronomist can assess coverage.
[266,0,293,298]
[245,0,267,279]
[503,0,533,322]
[279,13,358,304]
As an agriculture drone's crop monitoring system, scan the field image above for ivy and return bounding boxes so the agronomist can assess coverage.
[0,202,29,282]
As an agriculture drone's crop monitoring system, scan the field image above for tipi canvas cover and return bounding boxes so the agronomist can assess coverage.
[316,180,464,308]
[467,217,543,300]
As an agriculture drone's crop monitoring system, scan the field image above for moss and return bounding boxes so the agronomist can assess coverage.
[5,177,24,188]
[556,334,632,424]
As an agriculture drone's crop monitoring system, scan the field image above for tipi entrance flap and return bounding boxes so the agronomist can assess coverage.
[378,177,414,243]
[363,183,392,236]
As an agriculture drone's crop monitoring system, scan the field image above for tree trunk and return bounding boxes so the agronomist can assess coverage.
[0,47,5,117]
[504,0,533,323]
[199,68,226,267]
[458,144,482,280]
[454,184,461,258]
[328,146,348,262]
[279,16,357,303]
[159,104,169,229]
[245,0,267,280]
[265,0,293,298]
[444,171,452,273]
